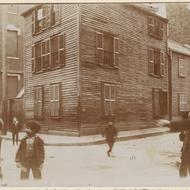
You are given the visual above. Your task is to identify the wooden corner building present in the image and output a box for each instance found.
[22,4,169,136]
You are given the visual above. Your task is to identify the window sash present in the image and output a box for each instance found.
[103,84,116,116]
[50,84,61,117]
[179,94,187,111]
[179,59,186,77]
[160,52,165,76]
[51,5,61,26]
[34,86,43,117]
[96,32,104,65]
[114,37,119,67]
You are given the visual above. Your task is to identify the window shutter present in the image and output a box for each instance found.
[160,52,164,77]
[148,17,154,34]
[51,5,61,26]
[50,85,54,116]
[148,48,154,74]
[32,11,36,35]
[96,32,103,65]
[113,37,119,68]
[43,5,51,29]
[159,22,164,39]
[32,45,35,73]
[58,34,65,67]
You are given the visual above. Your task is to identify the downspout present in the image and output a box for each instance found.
[77,4,81,136]
[168,48,172,121]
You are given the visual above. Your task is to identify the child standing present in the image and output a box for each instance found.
[15,120,45,180]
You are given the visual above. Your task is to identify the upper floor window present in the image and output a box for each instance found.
[96,32,119,68]
[178,58,186,77]
[32,33,65,73]
[148,48,165,77]
[32,4,61,35]
[148,16,164,40]
[179,93,188,112]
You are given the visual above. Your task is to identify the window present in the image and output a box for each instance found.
[96,32,119,68]
[148,48,165,77]
[50,83,61,117]
[34,86,43,118]
[148,16,164,40]
[152,88,168,118]
[51,5,61,26]
[35,42,42,72]
[7,30,18,57]
[178,59,186,77]
[32,5,61,34]
[102,83,116,116]
[36,8,44,33]
[42,39,50,69]
[179,93,188,112]
[32,33,65,73]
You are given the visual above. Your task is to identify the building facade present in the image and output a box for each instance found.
[0,5,25,126]
[168,40,190,120]
[22,4,168,135]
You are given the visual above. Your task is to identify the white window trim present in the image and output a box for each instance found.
[7,73,21,80]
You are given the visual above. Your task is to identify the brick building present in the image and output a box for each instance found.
[166,3,190,45]
[22,4,168,135]
[168,40,190,120]
[0,5,25,126]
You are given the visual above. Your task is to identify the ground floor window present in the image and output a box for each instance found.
[34,86,43,118]
[50,83,61,117]
[179,93,188,112]
[152,88,168,118]
[102,83,116,117]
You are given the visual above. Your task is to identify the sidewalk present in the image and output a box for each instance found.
[1,127,171,146]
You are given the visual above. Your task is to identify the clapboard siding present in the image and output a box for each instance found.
[171,52,190,119]
[79,4,168,134]
[24,4,79,131]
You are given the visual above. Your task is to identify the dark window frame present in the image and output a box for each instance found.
[96,31,119,68]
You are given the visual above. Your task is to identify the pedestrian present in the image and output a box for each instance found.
[15,120,45,180]
[103,121,118,157]
[11,116,21,145]
[179,129,190,177]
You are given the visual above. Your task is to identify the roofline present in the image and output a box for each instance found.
[21,3,168,22]
[21,4,42,17]
[130,4,168,23]
[168,40,190,56]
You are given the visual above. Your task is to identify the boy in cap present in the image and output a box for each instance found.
[103,121,118,157]
[15,120,45,180]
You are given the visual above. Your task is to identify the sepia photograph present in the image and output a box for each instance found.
[0,1,190,187]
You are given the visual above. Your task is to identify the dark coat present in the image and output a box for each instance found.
[15,136,45,167]
[103,126,117,142]
[12,122,22,133]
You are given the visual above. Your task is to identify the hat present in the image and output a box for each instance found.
[25,120,41,133]
[108,121,113,126]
